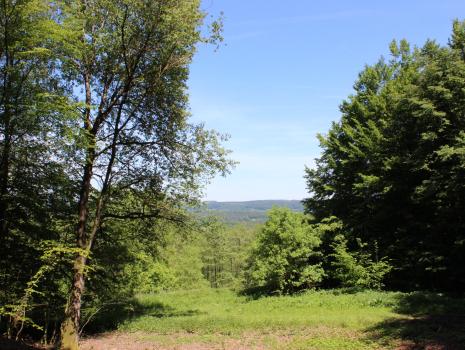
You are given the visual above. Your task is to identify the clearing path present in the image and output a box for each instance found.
[80,328,374,350]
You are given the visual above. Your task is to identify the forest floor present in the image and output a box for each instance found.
[77,289,464,350]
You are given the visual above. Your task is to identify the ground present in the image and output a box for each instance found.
[80,329,373,350]
[76,289,465,350]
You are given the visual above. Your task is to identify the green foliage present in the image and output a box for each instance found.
[245,207,324,294]
[330,235,392,290]
[200,219,258,289]
[158,226,209,291]
[0,0,78,342]
[304,20,465,291]
[0,241,81,341]
[1,0,232,345]
[84,209,211,304]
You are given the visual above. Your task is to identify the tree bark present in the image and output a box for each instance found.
[59,150,94,350]
[58,255,86,350]
[59,68,95,350]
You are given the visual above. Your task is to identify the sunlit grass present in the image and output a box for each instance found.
[116,288,405,349]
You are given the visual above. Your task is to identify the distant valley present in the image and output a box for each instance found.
[198,200,304,223]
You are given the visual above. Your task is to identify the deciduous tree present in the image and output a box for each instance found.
[304,20,465,292]
[53,1,232,348]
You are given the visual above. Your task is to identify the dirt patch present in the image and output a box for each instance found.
[79,328,368,350]
[80,332,266,350]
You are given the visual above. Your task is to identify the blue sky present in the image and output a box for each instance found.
[188,0,465,201]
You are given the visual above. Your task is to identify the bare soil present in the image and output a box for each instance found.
[79,332,269,350]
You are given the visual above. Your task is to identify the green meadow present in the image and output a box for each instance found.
[81,288,464,350]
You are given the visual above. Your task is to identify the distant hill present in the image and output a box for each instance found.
[198,200,304,223]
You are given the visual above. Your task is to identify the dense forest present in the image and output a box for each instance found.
[304,25,465,292]
[1,0,465,349]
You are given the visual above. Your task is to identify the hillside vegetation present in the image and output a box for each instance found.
[1,2,465,349]
[200,200,304,223]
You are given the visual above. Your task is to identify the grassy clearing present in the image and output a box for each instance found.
[81,288,465,350]
[114,289,399,349]
[122,288,399,333]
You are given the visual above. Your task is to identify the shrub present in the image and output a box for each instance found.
[244,207,324,294]
[330,235,392,289]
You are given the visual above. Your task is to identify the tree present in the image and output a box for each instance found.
[200,219,234,288]
[0,0,79,339]
[51,1,232,348]
[197,219,257,289]
[304,20,465,292]
[245,207,324,294]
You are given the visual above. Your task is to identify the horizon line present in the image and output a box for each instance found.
[204,198,304,202]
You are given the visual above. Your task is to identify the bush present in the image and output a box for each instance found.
[330,235,392,290]
[244,207,324,294]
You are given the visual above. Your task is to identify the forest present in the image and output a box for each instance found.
[1,1,465,349]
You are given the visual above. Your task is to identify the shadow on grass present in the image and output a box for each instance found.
[83,298,203,335]
[367,292,465,349]
[240,285,366,301]
[239,285,282,300]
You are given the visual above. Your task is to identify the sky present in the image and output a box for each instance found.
[188,0,465,202]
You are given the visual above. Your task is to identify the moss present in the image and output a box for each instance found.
[59,318,79,350]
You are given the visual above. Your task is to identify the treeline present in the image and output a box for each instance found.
[0,0,232,348]
[244,20,465,295]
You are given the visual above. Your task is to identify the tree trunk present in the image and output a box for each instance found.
[59,141,95,350]
[59,254,86,350]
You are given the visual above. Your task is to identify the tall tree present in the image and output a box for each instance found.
[304,20,465,292]
[0,0,58,240]
[55,1,231,348]
[0,0,77,338]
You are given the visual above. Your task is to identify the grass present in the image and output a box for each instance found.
[117,289,395,349]
[84,288,465,349]
[121,289,399,333]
